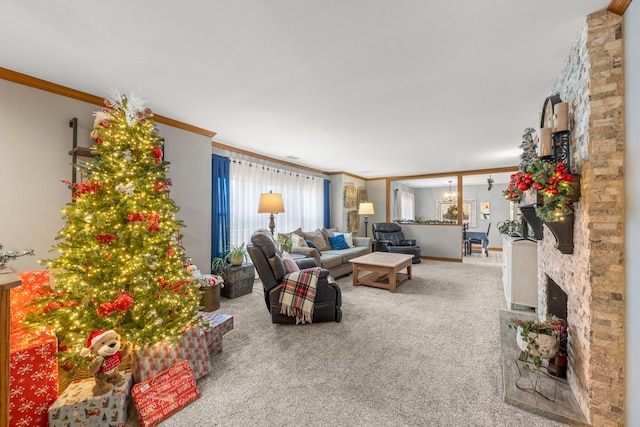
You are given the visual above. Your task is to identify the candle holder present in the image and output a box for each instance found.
[552,131,571,173]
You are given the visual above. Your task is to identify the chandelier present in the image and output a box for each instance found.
[444,180,457,203]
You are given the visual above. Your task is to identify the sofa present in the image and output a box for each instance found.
[279,227,371,278]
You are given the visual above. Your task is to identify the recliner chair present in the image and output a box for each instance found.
[247,229,342,323]
[371,222,421,263]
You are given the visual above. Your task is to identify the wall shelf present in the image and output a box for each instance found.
[543,215,575,254]
[519,205,544,241]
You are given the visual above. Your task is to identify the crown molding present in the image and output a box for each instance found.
[212,141,327,176]
[607,0,632,15]
[0,67,216,138]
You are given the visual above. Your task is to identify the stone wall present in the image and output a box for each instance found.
[538,10,625,426]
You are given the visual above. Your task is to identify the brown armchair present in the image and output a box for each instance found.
[247,229,342,323]
[372,222,421,263]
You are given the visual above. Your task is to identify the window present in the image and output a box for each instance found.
[229,159,324,245]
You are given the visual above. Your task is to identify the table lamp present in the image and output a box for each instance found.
[258,191,285,235]
[358,202,375,237]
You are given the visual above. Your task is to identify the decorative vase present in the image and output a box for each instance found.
[199,285,220,312]
[516,327,559,359]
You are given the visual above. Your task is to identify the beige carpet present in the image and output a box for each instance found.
[126,261,564,427]
[463,249,503,265]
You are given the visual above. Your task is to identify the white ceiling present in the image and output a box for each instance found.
[0,1,610,179]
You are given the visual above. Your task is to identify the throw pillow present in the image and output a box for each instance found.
[328,234,350,250]
[280,228,304,240]
[320,227,337,247]
[334,232,354,248]
[303,230,329,251]
[305,240,322,255]
[291,233,308,248]
[281,252,300,273]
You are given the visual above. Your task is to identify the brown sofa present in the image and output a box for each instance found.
[279,227,371,278]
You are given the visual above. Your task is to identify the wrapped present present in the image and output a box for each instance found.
[132,360,200,427]
[48,371,133,427]
[9,270,59,427]
[11,270,50,324]
[131,326,211,383]
[9,327,58,427]
[197,312,234,354]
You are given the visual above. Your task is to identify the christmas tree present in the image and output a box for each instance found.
[518,127,538,172]
[25,94,201,369]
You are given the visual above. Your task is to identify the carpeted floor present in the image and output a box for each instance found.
[126,260,565,427]
[462,249,503,265]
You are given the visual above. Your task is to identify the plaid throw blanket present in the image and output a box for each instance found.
[279,267,320,324]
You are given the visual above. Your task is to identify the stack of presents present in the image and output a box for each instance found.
[8,270,234,427]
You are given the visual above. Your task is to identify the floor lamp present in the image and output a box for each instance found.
[258,191,285,235]
[358,202,375,237]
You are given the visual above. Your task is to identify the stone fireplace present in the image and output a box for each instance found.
[546,277,568,325]
[535,10,625,427]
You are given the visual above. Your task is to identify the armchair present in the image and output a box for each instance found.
[371,222,421,263]
[247,229,342,323]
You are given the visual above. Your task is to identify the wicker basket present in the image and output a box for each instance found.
[221,263,255,299]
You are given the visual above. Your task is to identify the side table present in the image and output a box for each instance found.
[221,263,256,299]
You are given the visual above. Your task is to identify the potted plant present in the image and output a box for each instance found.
[503,160,577,222]
[509,316,564,372]
[211,243,248,277]
[275,234,293,254]
[497,220,522,237]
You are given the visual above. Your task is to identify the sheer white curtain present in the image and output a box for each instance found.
[229,159,324,246]
[395,190,415,221]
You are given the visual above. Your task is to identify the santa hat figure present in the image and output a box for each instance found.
[80,329,116,357]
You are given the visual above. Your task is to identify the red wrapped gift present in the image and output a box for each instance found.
[131,326,211,383]
[9,327,58,427]
[9,270,58,427]
[132,360,200,427]
[11,270,50,323]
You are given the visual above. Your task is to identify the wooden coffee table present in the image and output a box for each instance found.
[349,252,414,293]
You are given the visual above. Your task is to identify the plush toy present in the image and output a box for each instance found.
[80,329,132,395]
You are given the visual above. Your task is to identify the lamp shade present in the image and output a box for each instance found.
[358,202,375,215]
[258,191,285,214]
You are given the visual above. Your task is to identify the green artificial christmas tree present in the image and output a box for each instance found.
[24,94,201,369]
[518,127,538,172]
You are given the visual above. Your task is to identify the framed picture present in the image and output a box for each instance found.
[436,200,476,228]
[480,201,490,220]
